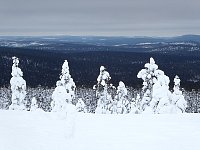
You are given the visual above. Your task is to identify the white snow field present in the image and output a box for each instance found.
[0,110,200,150]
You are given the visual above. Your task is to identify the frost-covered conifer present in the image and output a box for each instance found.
[52,62,77,137]
[137,58,158,111]
[130,94,141,114]
[30,97,38,111]
[76,98,87,113]
[115,81,130,114]
[51,60,76,113]
[51,81,69,112]
[151,70,172,114]
[94,66,112,114]
[137,58,172,113]
[110,99,118,114]
[172,75,187,113]
[60,60,76,103]
[9,57,26,110]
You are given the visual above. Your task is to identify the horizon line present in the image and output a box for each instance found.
[0,34,200,38]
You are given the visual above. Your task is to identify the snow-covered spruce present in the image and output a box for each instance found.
[30,97,38,111]
[60,60,76,103]
[51,60,76,112]
[137,57,172,114]
[150,69,172,114]
[130,94,142,114]
[171,75,187,113]
[50,61,77,137]
[137,57,157,111]
[94,66,113,114]
[51,81,69,112]
[30,97,44,112]
[9,57,27,110]
[114,81,130,114]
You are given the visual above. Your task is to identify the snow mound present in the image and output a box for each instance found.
[0,110,200,150]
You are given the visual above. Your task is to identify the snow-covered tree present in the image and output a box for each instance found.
[137,57,158,111]
[115,81,130,114]
[51,81,70,112]
[171,75,187,113]
[150,70,172,114]
[30,97,38,111]
[76,98,87,113]
[51,60,76,113]
[9,57,26,110]
[110,99,118,114]
[137,58,172,113]
[94,66,112,114]
[60,60,76,103]
[130,94,141,114]
[51,61,77,137]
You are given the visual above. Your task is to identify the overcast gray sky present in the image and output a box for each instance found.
[0,0,200,36]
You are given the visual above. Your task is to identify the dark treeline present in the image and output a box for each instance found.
[1,46,200,90]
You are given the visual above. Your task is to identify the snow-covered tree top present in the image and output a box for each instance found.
[61,60,69,74]
[100,66,106,71]
[11,56,23,77]
[137,57,159,80]
[31,97,37,105]
[173,75,182,95]
[117,81,127,96]
[137,57,169,86]
[60,60,73,85]
[144,57,158,71]
[117,81,126,92]
[12,56,19,67]
[119,81,125,88]
[150,57,155,64]
[174,75,180,86]
[97,66,111,86]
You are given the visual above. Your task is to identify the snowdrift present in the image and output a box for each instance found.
[0,110,200,150]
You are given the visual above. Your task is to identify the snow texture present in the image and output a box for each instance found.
[0,110,200,150]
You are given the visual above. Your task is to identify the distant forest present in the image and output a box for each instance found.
[1,46,200,90]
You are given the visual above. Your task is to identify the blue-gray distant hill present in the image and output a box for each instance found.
[0,35,200,90]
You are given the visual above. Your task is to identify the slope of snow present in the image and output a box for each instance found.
[0,110,200,150]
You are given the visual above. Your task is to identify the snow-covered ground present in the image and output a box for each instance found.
[0,110,200,150]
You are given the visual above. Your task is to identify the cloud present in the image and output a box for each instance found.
[0,0,200,36]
